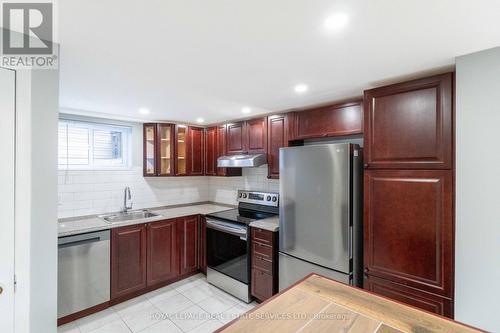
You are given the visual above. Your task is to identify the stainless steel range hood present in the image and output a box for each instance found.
[217,154,267,168]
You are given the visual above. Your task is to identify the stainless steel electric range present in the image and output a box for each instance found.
[206,190,279,303]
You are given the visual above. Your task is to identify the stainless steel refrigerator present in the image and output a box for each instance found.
[279,143,363,290]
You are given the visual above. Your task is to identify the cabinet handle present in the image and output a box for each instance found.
[364,164,369,168]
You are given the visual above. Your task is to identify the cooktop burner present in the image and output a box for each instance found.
[206,208,275,225]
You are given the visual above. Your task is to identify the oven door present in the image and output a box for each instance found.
[206,218,249,284]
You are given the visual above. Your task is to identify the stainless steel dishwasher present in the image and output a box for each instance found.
[58,230,110,318]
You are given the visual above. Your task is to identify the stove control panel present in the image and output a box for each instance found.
[238,190,279,207]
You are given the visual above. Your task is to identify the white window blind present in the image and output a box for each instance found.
[58,119,131,170]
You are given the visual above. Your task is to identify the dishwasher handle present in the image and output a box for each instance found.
[58,230,110,249]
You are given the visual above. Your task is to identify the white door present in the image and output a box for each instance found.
[0,67,16,333]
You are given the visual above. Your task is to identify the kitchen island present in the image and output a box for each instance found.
[218,274,482,333]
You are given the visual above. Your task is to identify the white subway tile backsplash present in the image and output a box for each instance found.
[58,165,278,218]
[58,183,94,193]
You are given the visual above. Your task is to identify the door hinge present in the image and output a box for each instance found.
[14,274,17,292]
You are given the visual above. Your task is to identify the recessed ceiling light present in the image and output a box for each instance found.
[138,107,150,115]
[324,12,349,32]
[242,107,251,114]
[196,118,205,123]
[294,84,308,94]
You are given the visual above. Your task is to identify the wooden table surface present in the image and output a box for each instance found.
[218,274,483,333]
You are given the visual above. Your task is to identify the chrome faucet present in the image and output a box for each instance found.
[123,187,133,212]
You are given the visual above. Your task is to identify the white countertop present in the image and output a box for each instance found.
[249,216,279,232]
[58,203,234,237]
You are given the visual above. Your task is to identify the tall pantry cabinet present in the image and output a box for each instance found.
[363,73,455,318]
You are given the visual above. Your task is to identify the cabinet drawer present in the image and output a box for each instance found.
[251,228,273,245]
[251,268,274,301]
[252,254,273,275]
[252,242,272,259]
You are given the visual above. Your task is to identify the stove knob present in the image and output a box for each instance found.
[242,193,247,198]
[239,193,243,198]
[272,197,277,202]
[266,196,271,201]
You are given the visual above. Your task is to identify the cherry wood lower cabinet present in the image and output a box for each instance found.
[364,275,453,318]
[111,224,148,300]
[364,170,453,297]
[178,215,200,275]
[364,169,454,317]
[250,227,278,302]
[111,215,201,301]
[198,216,207,274]
[147,219,178,287]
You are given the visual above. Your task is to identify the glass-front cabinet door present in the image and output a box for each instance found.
[143,124,157,176]
[175,125,188,175]
[158,124,174,176]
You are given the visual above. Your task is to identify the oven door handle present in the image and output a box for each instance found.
[206,219,247,239]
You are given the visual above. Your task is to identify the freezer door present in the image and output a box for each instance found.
[279,144,351,273]
[279,252,350,291]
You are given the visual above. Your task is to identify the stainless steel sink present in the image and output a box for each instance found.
[99,210,162,223]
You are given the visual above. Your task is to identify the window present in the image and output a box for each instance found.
[58,119,132,170]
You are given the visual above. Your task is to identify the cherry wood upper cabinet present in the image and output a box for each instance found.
[187,126,204,176]
[147,219,178,287]
[216,124,242,177]
[290,101,363,140]
[246,117,268,154]
[364,73,453,169]
[226,121,247,155]
[216,124,227,177]
[157,124,175,176]
[364,170,453,298]
[178,215,199,275]
[143,123,175,177]
[364,275,453,318]
[111,224,147,300]
[143,124,158,176]
[204,127,217,176]
[174,125,188,176]
[267,114,288,179]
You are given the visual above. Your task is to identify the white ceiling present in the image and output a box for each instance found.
[59,0,500,124]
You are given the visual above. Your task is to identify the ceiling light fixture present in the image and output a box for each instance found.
[324,12,349,32]
[196,118,205,123]
[242,107,251,114]
[138,107,150,115]
[294,84,309,94]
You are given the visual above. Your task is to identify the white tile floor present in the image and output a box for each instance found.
[58,274,257,333]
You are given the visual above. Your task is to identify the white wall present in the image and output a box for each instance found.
[15,68,59,333]
[455,47,500,331]
[57,115,278,218]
